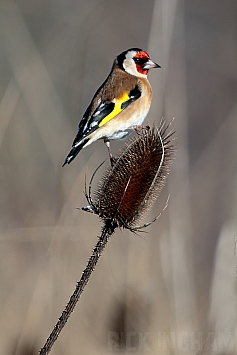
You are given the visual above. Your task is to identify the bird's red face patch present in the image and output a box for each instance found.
[134,51,150,60]
[133,51,150,75]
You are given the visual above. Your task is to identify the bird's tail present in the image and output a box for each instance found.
[62,137,89,166]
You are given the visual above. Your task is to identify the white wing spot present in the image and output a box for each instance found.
[90,121,98,127]
[93,110,100,117]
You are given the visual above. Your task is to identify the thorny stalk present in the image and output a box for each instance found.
[39,221,116,355]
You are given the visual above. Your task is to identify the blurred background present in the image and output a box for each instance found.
[0,0,237,354]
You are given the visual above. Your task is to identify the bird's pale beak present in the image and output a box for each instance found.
[143,59,161,70]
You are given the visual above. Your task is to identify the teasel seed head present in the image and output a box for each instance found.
[84,119,176,232]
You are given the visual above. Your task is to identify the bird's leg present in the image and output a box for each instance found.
[104,140,116,166]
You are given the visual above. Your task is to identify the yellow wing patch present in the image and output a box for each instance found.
[99,92,130,127]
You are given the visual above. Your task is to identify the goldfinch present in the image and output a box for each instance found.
[63,48,160,166]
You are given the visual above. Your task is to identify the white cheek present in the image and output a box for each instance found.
[123,58,137,75]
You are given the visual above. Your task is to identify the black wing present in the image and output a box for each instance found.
[73,84,141,146]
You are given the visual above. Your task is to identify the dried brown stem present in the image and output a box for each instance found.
[39,221,115,355]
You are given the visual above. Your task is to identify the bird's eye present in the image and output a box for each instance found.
[134,58,140,63]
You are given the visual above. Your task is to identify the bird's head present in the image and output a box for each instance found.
[116,48,161,78]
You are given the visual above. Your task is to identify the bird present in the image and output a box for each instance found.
[63,48,161,166]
